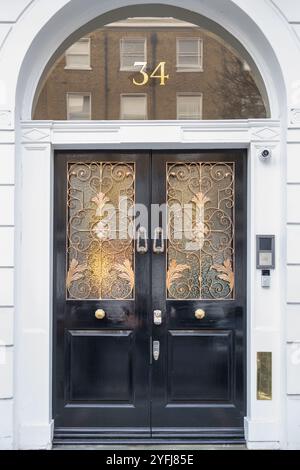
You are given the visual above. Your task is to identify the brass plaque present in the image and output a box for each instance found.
[257,352,272,400]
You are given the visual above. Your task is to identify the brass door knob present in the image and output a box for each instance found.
[195,309,206,320]
[95,309,106,320]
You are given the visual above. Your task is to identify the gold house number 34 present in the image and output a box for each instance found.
[133,62,170,86]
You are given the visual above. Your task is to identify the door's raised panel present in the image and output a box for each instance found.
[67,330,133,402]
[167,301,237,328]
[67,301,133,326]
[167,330,233,403]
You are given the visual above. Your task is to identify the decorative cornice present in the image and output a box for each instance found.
[20,119,281,146]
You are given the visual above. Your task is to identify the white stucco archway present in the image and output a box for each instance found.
[5,0,297,448]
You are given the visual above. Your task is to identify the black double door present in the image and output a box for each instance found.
[53,150,246,442]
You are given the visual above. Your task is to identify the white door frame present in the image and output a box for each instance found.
[16,118,284,449]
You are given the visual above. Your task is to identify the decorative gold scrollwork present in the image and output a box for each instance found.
[66,162,135,300]
[166,162,235,300]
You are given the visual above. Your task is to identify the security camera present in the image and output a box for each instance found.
[259,148,272,161]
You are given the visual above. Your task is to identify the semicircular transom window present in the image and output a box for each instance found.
[33,17,269,120]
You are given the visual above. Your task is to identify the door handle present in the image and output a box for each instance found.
[153,340,160,361]
[195,309,206,320]
[136,226,148,254]
[95,309,106,320]
[153,227,165,254]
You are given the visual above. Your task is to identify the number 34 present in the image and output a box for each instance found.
[133,62,170,86]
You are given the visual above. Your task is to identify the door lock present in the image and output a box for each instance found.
[153,310,162,325]
[153,341,160,361]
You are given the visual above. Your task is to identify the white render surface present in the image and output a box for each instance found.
[0,308,14,345]
[287,144,300,184]
[0,145,14,184]
[0,228,14,267]
[287,305,300,342]
[272,0,300,22]
[0,347,13,398]
[287,226,300,264]
[0,399,13,443]
[0,0,299,449]
[287,344,300,395]
[287,186,300,223]
[0,187,14,226]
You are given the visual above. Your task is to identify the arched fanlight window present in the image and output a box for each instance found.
[33,17,269,120]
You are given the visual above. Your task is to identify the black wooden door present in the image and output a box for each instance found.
[53,151,151,441]
[151,151,247,440]
[53,150,246,442]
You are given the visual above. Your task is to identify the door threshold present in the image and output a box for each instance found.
[53,438,246,446]
[53,427,245,446]
[53,443,246,450]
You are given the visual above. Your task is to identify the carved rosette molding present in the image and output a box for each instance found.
[0,110,12,129]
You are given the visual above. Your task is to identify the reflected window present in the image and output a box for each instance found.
[67,93,91,120]
[65,38,91,70]
[33,17,269,120]
[176,38,203,72]
[121,94,147,120]
[120,37,147,71]
[177,93,203,119]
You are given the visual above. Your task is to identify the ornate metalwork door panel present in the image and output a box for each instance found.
[53,150,246,442]
[151,151,246,440]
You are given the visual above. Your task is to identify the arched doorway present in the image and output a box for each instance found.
[36,13,261,442]
[13,1,287,448]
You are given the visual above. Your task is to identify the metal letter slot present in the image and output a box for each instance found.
[154,310,162,325]
[153,227,165,254]
[153,341,160,361]
[137,226,148,254]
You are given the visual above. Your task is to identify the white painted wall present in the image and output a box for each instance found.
[286,138,300,447]
[0,0,300,449]
[0,60,15,452]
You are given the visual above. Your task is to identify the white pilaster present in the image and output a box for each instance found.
[14,126,53,449]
